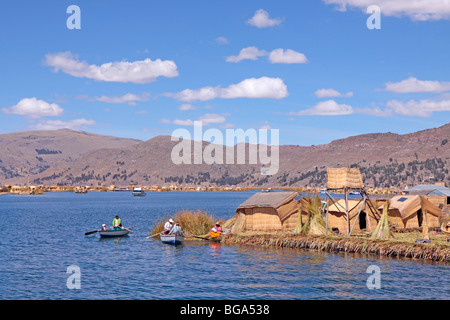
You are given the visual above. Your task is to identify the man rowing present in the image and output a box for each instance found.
[113,215,122,230]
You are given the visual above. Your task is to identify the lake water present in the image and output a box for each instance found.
[0,191,448,300]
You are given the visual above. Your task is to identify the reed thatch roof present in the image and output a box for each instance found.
[236,191,300,223]
[327,168,364,189]
[237,192,299,210]
[378,195,442,220]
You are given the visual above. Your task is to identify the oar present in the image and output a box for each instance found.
[185,233,210,241]
[124,226,136,233]
[146,232,161,239]
[85,230,99,236]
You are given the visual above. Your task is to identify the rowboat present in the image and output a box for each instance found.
[441,221,450,236]
[160,233,185,245]
[99,228,130,238]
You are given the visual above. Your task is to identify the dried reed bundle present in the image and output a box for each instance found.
[371,201,393,240]
[299,195,328,236]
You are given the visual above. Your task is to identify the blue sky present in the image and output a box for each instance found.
[1,0,450,146]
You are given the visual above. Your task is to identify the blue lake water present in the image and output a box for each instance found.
[0,191,448,300]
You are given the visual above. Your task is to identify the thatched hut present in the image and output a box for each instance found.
[326,199,378,232]
[378,195,442,229]
[232,192,300,233]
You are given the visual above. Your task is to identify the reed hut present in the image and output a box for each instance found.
[378,195,442,229]
[326,199,378,233]
[232,192,300,232]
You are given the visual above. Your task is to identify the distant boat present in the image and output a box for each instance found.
[160,233,184,245]
[262,188,272,193]
[99,229,129,238]
[132,187,146,196]
[113,187,130,192]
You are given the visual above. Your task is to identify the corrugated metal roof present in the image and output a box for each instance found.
[405,185,450,197]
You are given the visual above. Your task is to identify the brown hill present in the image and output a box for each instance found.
[0,129,141,183]
[3,123,450,188]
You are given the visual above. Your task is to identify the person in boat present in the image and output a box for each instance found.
[209,222,222,239]
[163,218,174,235]
[169,223,184,236]
[101,224,107,231]
[113,215,122,230]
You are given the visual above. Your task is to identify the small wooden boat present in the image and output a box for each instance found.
[160,233,185,245]
[132,188,146,196]
[441,221,450,235]
[99,228,130,238]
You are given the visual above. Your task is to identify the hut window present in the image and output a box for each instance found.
[397,197,408,202]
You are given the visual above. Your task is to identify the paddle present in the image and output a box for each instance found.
[124,226,136,233]
[145,232,161,239]
[185,233,210,241]
[85,230,99,236]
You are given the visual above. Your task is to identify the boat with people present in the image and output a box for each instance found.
[160,233,184,245]
[99,228,130,238]
[132,187,146,196]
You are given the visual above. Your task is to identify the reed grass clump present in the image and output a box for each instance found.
[151,209,218,236]
[294,195,328,236]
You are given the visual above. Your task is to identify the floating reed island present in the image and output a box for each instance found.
[217,169,450,262]
[220,233,450,262]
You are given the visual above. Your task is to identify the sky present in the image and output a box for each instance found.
[1,0,450,146]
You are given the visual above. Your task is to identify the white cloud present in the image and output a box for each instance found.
[259,121,272,130]
[215,36,230,45]
[383,77,450,93]
[269,49,308,64]
[3,97,63,118]
[385,99,450,117]
[226,47,307,64]
[44,51,178,84]
[290,100,354,116]
[314,88,354,98]
[80,93,150,105]
[167,113,228,127]
[226,47,267,63]
[167,77,289,102]
[323,0,450,21]
[178,104,197,111]
[247,9,284,28]
[30,118,96,130]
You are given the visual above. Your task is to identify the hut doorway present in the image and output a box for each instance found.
[417,209,423,227]
[359,212,367,230]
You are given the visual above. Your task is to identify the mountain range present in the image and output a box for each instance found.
[1,123,449,188]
